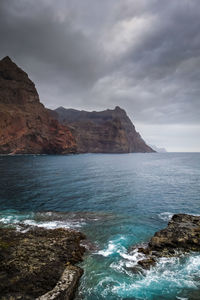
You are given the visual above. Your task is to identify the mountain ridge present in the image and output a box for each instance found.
[0,56,155,154]
[51,106,155,153]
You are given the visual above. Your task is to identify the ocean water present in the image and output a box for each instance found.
[0,153,200,300]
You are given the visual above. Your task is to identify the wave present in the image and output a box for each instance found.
[94,236,200,299]
[158,212,200,222]
[158,212,174,221]
[110,254,200,299]
[97,236,127,257]
[0,210,111,231]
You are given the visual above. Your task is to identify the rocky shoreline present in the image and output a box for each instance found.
[130,214,200,270]
[0,227,86,299]
[0,214,199,299]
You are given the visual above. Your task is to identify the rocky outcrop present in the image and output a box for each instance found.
[130,214,200,270]
[0,227,85,299]
[51,106,154,153]
[37,265,83,300]
[0,56,76,154]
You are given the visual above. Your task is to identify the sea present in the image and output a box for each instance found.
[0,153,200,300]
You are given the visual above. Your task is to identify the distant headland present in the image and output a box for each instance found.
[0,56,155,154]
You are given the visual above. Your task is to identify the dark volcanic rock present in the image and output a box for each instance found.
[131,214,200,270]
[0,56,77,154]
[37,265,83,300]
[149,214,200,252]
[0,227,85,299]
[51,106,155,153]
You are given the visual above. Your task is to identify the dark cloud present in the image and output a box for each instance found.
[0,0,106,96]
[0,0,199,150]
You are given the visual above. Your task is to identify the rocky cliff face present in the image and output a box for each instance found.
[0,56,76,154]
[52,106,155,153]
[0,56,154,154]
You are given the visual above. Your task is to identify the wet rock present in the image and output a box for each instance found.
[149,214,200,253]
[137,246,151,255]
[138,257,156,269]
[0,227,86,299]
[130,214,200,270]
[37,265,83,300]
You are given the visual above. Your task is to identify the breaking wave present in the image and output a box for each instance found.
[0,210,111,231]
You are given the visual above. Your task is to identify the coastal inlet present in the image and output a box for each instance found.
[0,153,200,299]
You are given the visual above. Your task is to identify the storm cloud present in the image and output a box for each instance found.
[0,0,200,151]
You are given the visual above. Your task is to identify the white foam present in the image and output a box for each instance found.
[159,212,200,222]
[191,213,200,217]
[96,235,200,298]
[110,260,124,272]
[98,241,118,257]
[110,253,200,298]
[158,212,174,221]
[97,277,122,298]
[0,215,22,224]
[185,255,200,275]
[120,248,145,264]
[0,212,85,231]
[23,219,83,229]
[97,236,127,257]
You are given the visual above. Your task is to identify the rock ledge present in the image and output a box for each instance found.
[37,265,83,300]
[131,214,200,270]
[0,227,85,299]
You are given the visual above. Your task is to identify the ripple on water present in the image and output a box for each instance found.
[1,153,200,299]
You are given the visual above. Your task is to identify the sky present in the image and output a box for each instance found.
[0,0,200,152]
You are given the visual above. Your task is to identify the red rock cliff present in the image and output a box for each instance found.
[0,56,76,154]
[52,106,155,153]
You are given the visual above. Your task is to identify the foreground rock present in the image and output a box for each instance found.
[51,106,155,153]
[37,265,83,300]
[0,227,85,299]
[0,56,76,154]
[131,214,200,270]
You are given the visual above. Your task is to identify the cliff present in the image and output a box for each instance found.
[52,106,155,153]
[0,56,154,154]
[0,56,76,154]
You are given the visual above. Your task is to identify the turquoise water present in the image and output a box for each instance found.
[0,153,200,299]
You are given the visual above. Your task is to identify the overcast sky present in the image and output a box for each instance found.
[0,0,200,151]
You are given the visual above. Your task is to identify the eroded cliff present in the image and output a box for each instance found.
[0,56,76,154]
[52,106,155,153]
